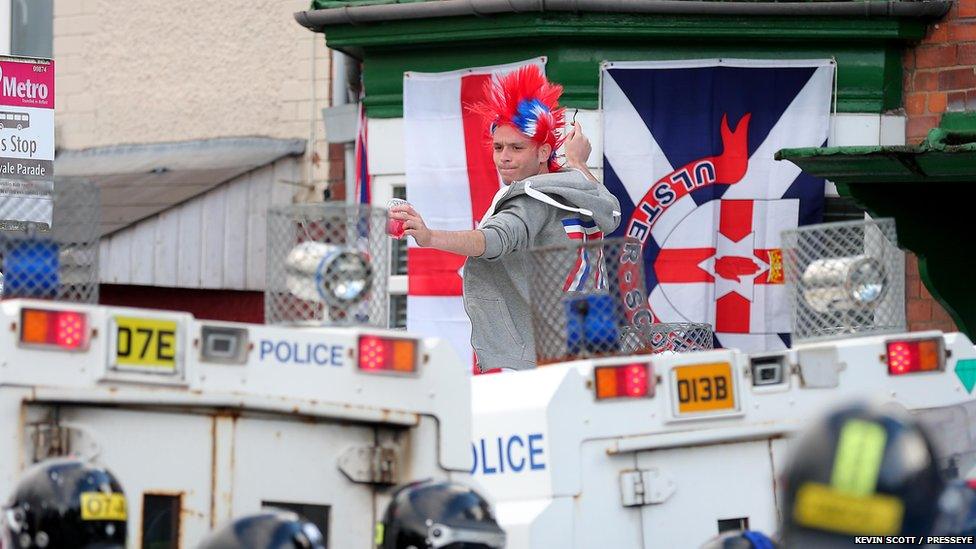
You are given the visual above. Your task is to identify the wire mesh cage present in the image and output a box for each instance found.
[528,237,713,364]
[265,203,389,327]
[783,218,905,343]
[628,321,715,355]
[0,178,100,303]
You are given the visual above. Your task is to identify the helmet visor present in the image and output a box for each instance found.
[426,522,506,549]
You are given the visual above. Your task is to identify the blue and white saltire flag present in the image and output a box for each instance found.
[601,59,834,352]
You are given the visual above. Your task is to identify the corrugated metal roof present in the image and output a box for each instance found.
[55,137,306,235]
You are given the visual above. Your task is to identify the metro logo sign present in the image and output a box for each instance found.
[0,60,54,109]
[1,67,52,102]
[0,56,55,229]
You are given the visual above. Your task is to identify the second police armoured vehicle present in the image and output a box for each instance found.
[467,219,976,548]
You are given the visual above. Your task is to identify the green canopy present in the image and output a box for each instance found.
[777,113,976,338]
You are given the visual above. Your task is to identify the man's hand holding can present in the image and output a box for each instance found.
[387,199,432,246]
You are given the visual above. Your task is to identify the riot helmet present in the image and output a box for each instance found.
[1,457,127,549]
[377,479,505,549]
[699,530,777,549]
[197,509,326,549]
[780,402,944,547]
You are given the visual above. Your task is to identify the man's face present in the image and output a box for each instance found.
[492,125,551,184]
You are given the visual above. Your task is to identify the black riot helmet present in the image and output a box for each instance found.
[197,509,326,549]
[699,530,777,549]
[780,402,944,548]
[1,458,127,549]
[377,479,505,549]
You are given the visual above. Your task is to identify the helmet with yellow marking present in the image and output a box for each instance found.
[780,402,944,547]
[1,458,127,548]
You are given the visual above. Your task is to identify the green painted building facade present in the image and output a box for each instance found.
[300,0,946,118]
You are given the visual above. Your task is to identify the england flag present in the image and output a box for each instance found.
[403,58,546,371]
[601,59,834,352]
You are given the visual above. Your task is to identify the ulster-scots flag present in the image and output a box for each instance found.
[403,58,546,371]
[602,60,834,352]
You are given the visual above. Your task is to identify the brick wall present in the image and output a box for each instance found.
[905,252,959,332]
[904,0,976,143]
[327,142,347,201]
[899,1,970,333]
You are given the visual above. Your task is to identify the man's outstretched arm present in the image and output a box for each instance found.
[390,205,487,257]
[424,228,486,257]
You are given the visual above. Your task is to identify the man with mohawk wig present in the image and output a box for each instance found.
[391,65,621,371]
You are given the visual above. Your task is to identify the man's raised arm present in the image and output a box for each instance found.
[563,122,599,184]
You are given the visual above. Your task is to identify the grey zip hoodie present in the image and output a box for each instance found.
[463,169,621,371]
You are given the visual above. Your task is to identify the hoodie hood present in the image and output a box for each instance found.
[486,169,621,233]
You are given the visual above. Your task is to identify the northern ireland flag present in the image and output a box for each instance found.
[602,59,834,352]
[403,57,546,371]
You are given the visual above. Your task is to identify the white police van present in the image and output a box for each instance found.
[465,216,976,548]
[469,322,976,548]
[0,298,472,547]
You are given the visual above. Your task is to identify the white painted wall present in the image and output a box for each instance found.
[823,113,907,194]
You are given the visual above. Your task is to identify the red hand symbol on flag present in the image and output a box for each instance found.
[713,256,761,283]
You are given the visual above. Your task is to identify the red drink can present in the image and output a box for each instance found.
[387,198,409,238]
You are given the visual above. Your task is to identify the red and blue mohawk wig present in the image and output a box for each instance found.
[468,65,567,173]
